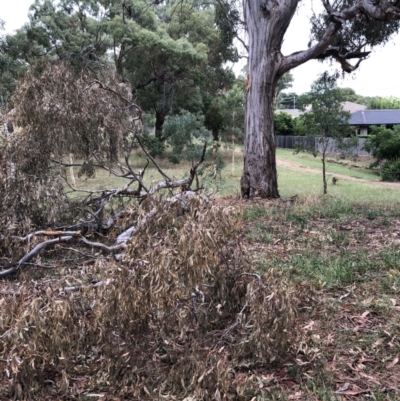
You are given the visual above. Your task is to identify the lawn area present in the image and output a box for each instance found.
[278,165,400,205]
[276,148,380,181]
[67,145,400,206]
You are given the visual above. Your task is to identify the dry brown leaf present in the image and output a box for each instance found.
[372,338,384,348]
[386,355,399,369]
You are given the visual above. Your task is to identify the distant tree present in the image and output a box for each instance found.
[162,111,212,164]
[274,72,294,108]
[300,77,351,195]
[274,112,295,136]
[203,77,245,142]
[220,80,245,141]
[367,97,400,109]
[203,95,225,142]
[1,0,236,141]
[336,87,366,104]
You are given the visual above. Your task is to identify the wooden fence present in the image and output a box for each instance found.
[276,136,370,156]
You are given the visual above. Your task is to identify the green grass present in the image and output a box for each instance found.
[65,145,400,206]
[276,148,380,180]
[277,165,400,205]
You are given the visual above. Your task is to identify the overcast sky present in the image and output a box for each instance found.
[2,0,400,98]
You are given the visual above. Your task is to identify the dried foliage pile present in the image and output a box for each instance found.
[0,197,299,400]
[0,62,137,257]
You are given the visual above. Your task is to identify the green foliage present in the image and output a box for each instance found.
[274,112,295,136]
[203,78,245,142]
[0,0,236,138]
[163,111,212,163]
[336,87,366,104]
[300,77,351,145]
[300,76,351,194]
[141,131,165,157]
[367,96,400,109]
[220,80,245,141]
[381,158,400,182]
[363,125,400,166]
[0,34,29,110]
[293,114,308,136]
[364,125,400,181]
[311,6,400,68]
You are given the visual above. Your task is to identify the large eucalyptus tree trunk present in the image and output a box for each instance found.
[241,1,296,198]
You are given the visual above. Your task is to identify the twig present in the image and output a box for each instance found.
[213,303,248,350]
[133,132,172,181]
[59,247,97,259]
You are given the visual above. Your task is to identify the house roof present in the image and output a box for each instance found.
[348,109,400,126]
[341,101,366,113]
[275,109,302,118]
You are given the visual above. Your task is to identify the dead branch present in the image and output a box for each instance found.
[0,236,75,277]
[148,143,207,195]
[133,131,172,182]
[13,231,82,242]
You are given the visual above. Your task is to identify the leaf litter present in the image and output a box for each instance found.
[1,195,399,400]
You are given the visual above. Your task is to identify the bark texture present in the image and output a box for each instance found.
[241,0,296,198]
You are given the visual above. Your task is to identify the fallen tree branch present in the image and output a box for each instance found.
[1,136,208,279]
[13,231,82,242]
[0,236,74,277]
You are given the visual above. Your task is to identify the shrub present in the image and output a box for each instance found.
[274,112,295,135]
[381,158,400,181]
[163,111,212,163]
[141,130,165,157]
[363,125,400,167]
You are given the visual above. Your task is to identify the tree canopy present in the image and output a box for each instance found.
[1,0,237,138]
[367,96,400,109]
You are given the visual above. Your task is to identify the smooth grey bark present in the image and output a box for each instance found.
[241,0,297,198]
[241,0,400,198]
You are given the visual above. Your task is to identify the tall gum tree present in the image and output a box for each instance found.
[241,0,400,198]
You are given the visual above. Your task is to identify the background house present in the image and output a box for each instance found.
[275,101,365,118]
[274,108,302,118]
[348,109,400,135]
[341,101,366,113]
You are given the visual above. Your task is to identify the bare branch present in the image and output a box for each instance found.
[133,131,172,182]
[361,0,400,21]
[280,0,400,75]
[148,143,207,195]
[0,236,75,277]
